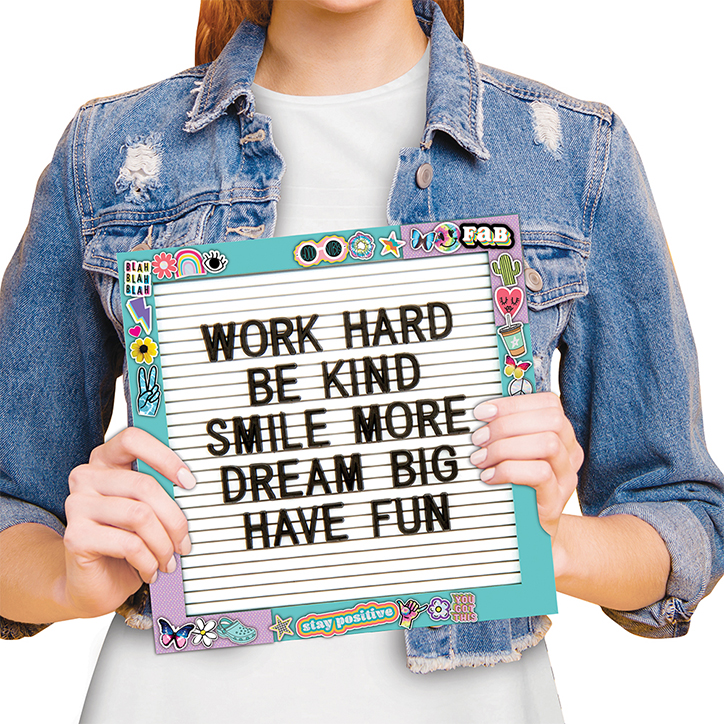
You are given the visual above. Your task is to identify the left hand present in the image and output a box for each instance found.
[469,392,584,545]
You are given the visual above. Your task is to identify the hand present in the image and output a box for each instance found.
[469,392,584,546]
[63,427,196,618]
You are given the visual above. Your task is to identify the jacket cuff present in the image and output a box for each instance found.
[0,492,65,536]
[599,501,711,637]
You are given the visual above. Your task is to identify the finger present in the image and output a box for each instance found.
[148,365,158,389]
[472,432,573,480]
[67,468,191,555]
[472,404,578,453]
[71,494,178,572]
[480,459,559,502]
[474,392,562,421]
[138,366,147,392]
[64,517,161,584]
[88,427,196,490]
[479,459,575,519]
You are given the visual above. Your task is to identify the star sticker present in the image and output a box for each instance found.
[269,615,294,641]
[379,231,405,258]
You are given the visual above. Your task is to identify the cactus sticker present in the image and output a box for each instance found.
[490,253,522,286]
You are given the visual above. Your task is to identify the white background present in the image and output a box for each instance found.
[0,2,722,723]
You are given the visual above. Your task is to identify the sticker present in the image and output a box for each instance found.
[123,260,152,297]
[427,596,451,621]
[202,249,228,274]
[128,325,142,338]
[296,601,399,638]
[460,224,514,249]
[490,252,522,285]
[191,618,218,647]
[293,235,348,267]
[157,617,194,650]
[130,336,159,365]
[136,365,161,417]
[498,323,527,358]
[175,249,207,278]
[450,592,478,623]
[494,286,524,321]
[126,297,153,335]
[508,377,534,396]
[269,615,295,641]
[348,231,375,260]
[217,618,257,644]
[396,598,428,629]
[409,227,436,252]
[379,230,405,258]
[432,222,461,253]
[151,252,177,280]
[503,354,531,380]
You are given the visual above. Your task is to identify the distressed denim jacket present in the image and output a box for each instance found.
[2,1,723,670]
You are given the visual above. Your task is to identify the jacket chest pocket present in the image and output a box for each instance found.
[520,237,589,391]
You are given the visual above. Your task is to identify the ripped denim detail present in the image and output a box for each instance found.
[115,133,163,203]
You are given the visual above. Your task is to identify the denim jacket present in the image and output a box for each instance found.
[2,1,723,670]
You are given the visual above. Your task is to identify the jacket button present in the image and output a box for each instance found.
[524,267,543,292]
[415,163,434,189]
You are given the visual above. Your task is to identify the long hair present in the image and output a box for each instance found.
[196,1,464,65]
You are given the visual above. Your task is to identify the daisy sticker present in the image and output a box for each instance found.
[130,337,158,365]
[191,618,218,648]
[151,252,177,280]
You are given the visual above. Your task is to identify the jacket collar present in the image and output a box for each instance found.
[185,0,489,160]
[184,20,265,133]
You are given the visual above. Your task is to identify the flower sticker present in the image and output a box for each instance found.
[130,337,158,365]
[191,618,218,648]
[202,249,228,274]
[151,252,177,279]
[427,597,451,622]
[348,231,375,260]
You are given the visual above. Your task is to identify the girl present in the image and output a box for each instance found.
[1,2,722,722]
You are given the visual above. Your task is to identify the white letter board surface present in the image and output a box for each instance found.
[118,215,556,655]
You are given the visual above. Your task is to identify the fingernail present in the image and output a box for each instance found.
[480,467,495,482]
[166,555,177,574]
[150,570,158,584]
[474,403,497,421]
[473,426,490,445]
[179,535,192,556]
[177,468,197,490]
[470,448,487,466]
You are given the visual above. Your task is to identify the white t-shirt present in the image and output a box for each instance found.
[252,46,430,237]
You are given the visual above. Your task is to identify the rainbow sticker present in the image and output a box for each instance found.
[175,249,206,278]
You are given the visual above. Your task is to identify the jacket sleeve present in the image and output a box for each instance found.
[559,112,724,637]
[0,110,124,575]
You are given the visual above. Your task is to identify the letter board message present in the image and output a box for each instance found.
[118,215,556,654]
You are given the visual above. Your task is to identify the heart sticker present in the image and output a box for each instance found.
[494,286,523,320]
[128,325,142,338]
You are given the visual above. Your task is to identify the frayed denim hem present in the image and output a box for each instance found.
[406,615,552,673]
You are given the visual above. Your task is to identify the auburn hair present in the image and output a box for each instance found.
[196,1,465,65]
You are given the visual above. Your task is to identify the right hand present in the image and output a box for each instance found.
[63,427,196,618]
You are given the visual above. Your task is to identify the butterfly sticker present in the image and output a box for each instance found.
[157,617,194,650]
[409,228,437,252]
[503,355,532,380]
